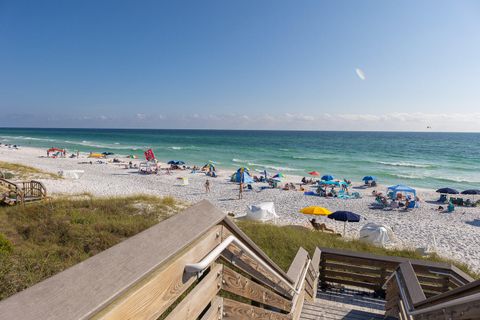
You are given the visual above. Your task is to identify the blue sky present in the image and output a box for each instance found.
[1,0,480,131]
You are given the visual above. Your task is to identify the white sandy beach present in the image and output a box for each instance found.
[1,146,480,273]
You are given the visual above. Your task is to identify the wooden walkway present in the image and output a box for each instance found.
[300,287,388,320]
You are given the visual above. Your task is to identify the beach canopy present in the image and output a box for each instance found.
[47,147,65,153]
[308,171,320,176]
[231,170,254,183]
[236,167,250,174]
[362,176,377,181]
[203,162,216,171]
[461,189,480,195]
[299,206,332,216]
[387,184,416,196]
[436,188,459,194]
[321,174,334,181]
[168,160,185,165]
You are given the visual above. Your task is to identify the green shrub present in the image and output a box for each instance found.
[237,221,478,278]
[0,234,13,256]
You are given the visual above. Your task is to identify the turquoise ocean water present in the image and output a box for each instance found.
[0,128,479,190]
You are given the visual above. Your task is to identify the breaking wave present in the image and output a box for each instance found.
[377,161,434,168]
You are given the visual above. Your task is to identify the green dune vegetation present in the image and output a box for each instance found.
[237,220,478,279]
[0,195,182,300]
[0,196,477,301]
[0,161,60,180]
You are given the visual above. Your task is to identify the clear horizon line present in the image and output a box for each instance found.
[0,126,479,134]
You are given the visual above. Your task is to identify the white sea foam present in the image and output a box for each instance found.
[378,161,434,168]
[247,162,302,172]
[4,135,56,142]
[63,140,142,150]
[389,173,425,180]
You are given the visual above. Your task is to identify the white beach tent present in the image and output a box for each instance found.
[359,223,395,247]
[242,202,278,222]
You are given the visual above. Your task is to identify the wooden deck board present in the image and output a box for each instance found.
[300,287,389,320]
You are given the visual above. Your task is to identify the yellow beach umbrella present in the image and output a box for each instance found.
[299,206,332,216]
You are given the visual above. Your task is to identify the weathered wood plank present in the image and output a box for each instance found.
[323,277,378,290]
[0,200,226,320]
[97,225,222,319]
[324,255,398,269]
[385,277,400,318]
[221,218,293,282]
[165,263,223,320]
[223,298,290,320]
[419,283,446,294]
[287,248,309,285]
[414,297,480,320]
[322,269,384,285]
[290,284,305,320]
[224,244,294,297]
[414,279,480,309]
[323,261,384,276]
[310,248,321,300]
[399,262,426,306]
[199,296,223,320]
[221,250,291,298]
[222,266,292,312]
[303,281,314,300]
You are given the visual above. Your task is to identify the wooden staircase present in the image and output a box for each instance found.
[0,178,47,205]
[0,201,478,320]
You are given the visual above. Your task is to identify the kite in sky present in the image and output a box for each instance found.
[355,68,366,80]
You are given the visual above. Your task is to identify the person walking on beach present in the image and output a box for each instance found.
[205,179,210,193]
[239,182,243,199]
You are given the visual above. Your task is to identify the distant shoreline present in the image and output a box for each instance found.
[1,126,480,133]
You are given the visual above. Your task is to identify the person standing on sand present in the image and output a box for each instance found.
[205,179,210,193]
[239,182,243,199]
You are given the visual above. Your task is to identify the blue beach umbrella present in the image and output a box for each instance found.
[168,160,185,165]
[436,188,459,195]
[321,174,334,181]
[461,189,480,195]
[462,189,480,201]
[328,211,361,236]
[362,176,377,181]
[319,180,339,186]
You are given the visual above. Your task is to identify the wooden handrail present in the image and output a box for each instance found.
[414,278,480,309]
[398,262,426,307]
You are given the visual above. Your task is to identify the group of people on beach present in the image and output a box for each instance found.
[0,143,19,149]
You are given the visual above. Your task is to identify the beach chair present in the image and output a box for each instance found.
[407,201,416,209]
[351,192,361,199]
[309,220,341,236]
[457,198,464,206]
[447,202,455,212]
[437,194,447,203]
